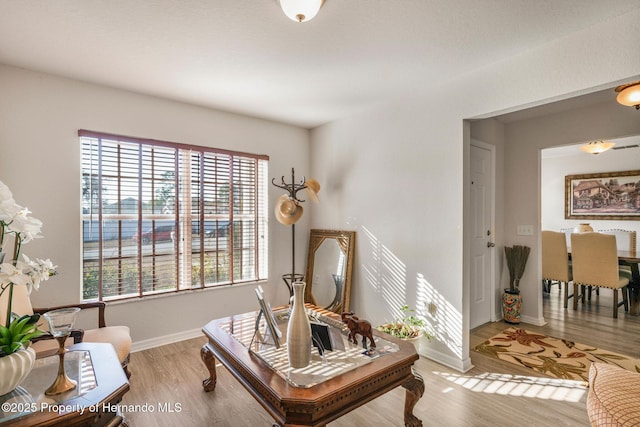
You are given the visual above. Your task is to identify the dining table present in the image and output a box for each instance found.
[618,249,640,314]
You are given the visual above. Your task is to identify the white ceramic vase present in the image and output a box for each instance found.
[0,347,36,396]
[573,223,594,233]
[287,282,312,369]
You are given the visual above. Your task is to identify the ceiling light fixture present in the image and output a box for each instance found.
[615,81,640,110]
[279,0,324,23]
[580,140,616,155]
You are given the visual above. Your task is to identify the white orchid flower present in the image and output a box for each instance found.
[20,255,57,291]
[0,181,13,202]
[7,208,43,243]
[0,256,57,294]
[0,199,21,223]
[0,262,32,286]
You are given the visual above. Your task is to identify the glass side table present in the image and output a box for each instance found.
[0,343,129,427]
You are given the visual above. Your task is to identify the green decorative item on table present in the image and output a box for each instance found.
[0,180,57,395]
[502,245,530,324]
[376,305,432,341]
[0,313,42,356]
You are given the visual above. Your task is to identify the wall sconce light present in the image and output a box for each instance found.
[279,0,324,23]
[615,81,640,110]
[580,140,615,155]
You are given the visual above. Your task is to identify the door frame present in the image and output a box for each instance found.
[470,139,498,325]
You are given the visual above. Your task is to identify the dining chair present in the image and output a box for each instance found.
[600,229,636,282]
[571,232,629,319]
[542,231,574,308]
[0,285,132,378]
[600,229,637,252]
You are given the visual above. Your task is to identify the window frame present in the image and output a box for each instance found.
[80,129,269,302]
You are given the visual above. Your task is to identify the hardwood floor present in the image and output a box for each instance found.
[121,286,640,426]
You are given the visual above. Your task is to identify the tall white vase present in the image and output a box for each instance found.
[287,282,312,369]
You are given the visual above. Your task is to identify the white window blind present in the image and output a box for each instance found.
[80,130,268,301]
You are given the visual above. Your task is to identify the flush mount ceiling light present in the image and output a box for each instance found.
[615,81,640,110]
[279,0,324,23]
[580,140,616,155]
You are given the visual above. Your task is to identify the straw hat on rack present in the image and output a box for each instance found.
[304,178,320,203]
[275,194,304,225]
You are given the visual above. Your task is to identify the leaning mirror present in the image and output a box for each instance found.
[304,229,355,313]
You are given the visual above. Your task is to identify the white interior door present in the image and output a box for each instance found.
[470,142,495,329]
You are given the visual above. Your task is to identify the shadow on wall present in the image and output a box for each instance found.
[417,273,463,359]
[360,226,463,359]
[361,225,408,321]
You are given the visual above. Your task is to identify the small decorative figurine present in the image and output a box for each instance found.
[341,312,376,349]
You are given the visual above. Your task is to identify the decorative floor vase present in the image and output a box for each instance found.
[0,347,36,396]
[502,290,522,324]
[287,281,312,369]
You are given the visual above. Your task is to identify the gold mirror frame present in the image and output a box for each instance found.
[304,229,355,313]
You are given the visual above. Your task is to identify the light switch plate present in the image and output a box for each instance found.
[516,225,534,236]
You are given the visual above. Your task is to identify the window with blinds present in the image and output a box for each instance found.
[80,130,268,301]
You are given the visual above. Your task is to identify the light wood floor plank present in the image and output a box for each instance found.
[121,287,640,426]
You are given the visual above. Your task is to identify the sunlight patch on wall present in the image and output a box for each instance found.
[434,371,586,402]
[417,273,463,358]
[361,226,407,315]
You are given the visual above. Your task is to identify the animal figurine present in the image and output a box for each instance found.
[341,311,358,322]
[341,312,376,349]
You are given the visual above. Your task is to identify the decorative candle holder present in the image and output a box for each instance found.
[43,307,80,396]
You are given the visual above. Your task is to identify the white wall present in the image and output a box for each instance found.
[542,135,640,235]
[311,9,640,371]
[0,64,310,347]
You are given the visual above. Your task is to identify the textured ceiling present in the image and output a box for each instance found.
[1,0,639,128]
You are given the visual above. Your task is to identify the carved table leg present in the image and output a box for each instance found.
[201,343,217,392]
[402,369,424,427]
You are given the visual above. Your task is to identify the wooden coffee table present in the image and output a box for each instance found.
[200,306,424,427]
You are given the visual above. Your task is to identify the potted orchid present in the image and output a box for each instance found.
[0,180,57,395]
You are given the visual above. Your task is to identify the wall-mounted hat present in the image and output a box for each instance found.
[304,178,320,203]
[275,194,304,225]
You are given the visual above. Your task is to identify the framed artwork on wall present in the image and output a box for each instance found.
[565,170,640,220]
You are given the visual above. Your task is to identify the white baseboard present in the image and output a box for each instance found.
[420,347,474,373]
[131,328,203,353]
[520,315,547,326]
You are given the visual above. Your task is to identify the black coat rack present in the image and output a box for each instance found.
[272,168,308,297]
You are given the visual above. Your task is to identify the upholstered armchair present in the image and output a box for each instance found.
[1,285,132,378]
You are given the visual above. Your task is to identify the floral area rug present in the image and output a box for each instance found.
[474,327,640,381]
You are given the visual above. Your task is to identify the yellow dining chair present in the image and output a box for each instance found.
[0,285,132,378]
[571,232,629,319]
[542,231,573,308]
[600,229,637,252]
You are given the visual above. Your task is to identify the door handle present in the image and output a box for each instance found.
[487,242,495,248]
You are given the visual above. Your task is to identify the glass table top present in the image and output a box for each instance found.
[222,309,399,388]
[0,350,96,423]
